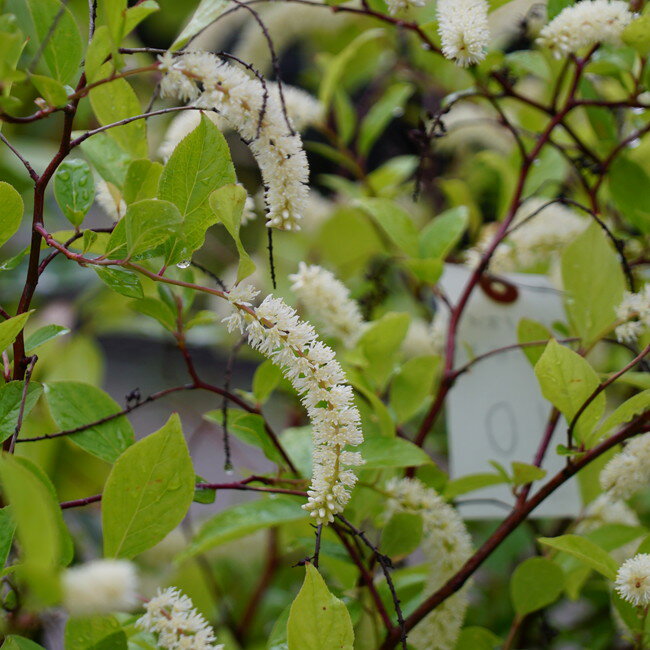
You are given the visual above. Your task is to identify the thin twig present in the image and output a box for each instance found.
[7,356,37,454]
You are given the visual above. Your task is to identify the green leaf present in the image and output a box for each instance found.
[609,156,650,233]
[130,297,177,331]
[29,73,67,107]
[0,312,31,354]
[0,507,16,568]
[517,318,552,367]
[287,564,354,650]
[178,496,306,561]
[561,224,626,344]
[79,131,132,188]
[85,25,113,83]
[538,534,618,579]
[333,90,356,146]
[443,472,509,499]
[623,11,650,56]
[1,637,46,650]
[511,461,546,486]
[94,268,144,299]
[0,380,42,442]
[358,437,432,469]
[44,381,134,463]
[89,63,147,159]
[506,51,550,81]
[590,390,650,446]
[171,0,230,50]
[579,78,617,144]
[64,615,127,650]
[358,82,413,156]
[102,413,195,559]
[122,198,182,258]
[204,409,286,467]
[54,159,95,227]
[123,0,159,36]
[25,324,69,353]
[98,0,126,45]
[0,455,62,605]
[0,181,23,247]
[252,359,283,404]
[123,159,163,205]
[209,184,255,281]
[419,206,469,260]
[454,627,501,650]
[380,512,423,558]
[389,355,439,423]
[355,198,419,257]
[319,29,384,108]
[159,114,236,263]
[22,0,83,83]
[357,312,410,388]
[534,339,605,444]
[404,258,443,284]
[510,557,564,617]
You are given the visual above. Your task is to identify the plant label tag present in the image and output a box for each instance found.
[440,264,581,519]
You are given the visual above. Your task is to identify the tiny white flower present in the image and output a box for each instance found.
[616,554,650,607]
[62,559,139,617]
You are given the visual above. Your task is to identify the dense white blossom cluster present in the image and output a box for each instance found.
[224,287,363,524]
[159,51,310,231]
[537,0,633,57]
[385,478,472,649]
[467,199,587,273]
[289,263,365,347]
[137,587,223,649]
[62,559,139,616]
[600,433,650,501]
[437,0,490,67]
[615,285,650,344]
[158,85,323,162]
[615,554,650,608]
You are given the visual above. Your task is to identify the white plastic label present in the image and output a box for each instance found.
[441,265,581,519]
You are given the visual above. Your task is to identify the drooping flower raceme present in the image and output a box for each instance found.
[137,587,224,649]
[159,51,310,231]
[615,554,650,608]
[62,559,139,617]
[289,262,365,347]
[615,284,650,344]
[600,432,650,501]
[437,0,490,67]
[158,83,323,162]
[385,478,473,650]
[224,286,363,524]
[537,0,633,57]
